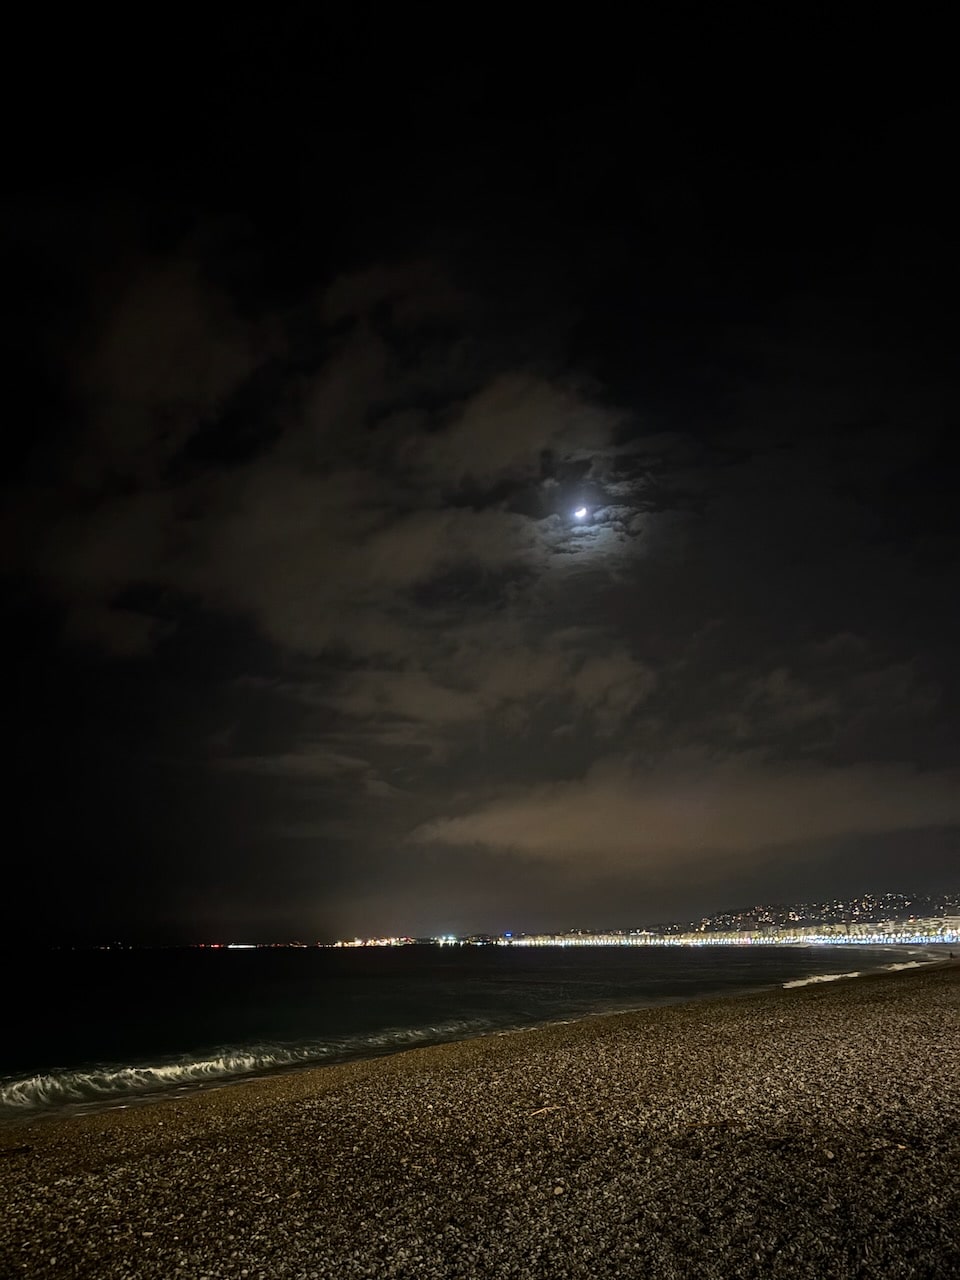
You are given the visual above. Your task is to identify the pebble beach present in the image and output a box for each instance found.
[1,962,958,1279]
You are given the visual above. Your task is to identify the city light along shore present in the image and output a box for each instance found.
[330,914,960,949]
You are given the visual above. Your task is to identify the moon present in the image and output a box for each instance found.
[574,507,587,519]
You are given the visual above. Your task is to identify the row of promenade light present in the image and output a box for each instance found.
[329,920,959,948]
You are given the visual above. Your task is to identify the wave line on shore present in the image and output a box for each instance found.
[783,970,863,988]
[0,1017,499,1115]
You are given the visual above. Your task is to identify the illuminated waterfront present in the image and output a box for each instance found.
[329,917,959,948]
[494,923,959,947]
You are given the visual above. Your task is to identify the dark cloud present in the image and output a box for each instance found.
[2,39,958,941]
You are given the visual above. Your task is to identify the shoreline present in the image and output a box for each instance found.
[1,945,950,1130]
[2,963,959,1277]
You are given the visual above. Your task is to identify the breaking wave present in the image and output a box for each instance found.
[0,1018,497,1116]
[783,952,942,989]
[783,970,863,988]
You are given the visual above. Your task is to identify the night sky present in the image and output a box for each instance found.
[3,18,958,942]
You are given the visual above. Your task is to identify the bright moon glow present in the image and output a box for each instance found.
[574,507,587,519]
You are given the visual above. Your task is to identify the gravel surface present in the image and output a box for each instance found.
[1,963,958,1279]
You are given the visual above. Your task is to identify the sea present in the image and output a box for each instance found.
[0,944,938,1122]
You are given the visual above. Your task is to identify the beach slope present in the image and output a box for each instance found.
[1,964,958,1279]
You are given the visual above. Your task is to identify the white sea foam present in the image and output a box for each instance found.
[783,953,941,989]
[782,970,862,988]
[0,1018,495,1115]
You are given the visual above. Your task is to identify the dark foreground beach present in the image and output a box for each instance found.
[2,964,958,1280]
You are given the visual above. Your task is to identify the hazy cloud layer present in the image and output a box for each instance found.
[411,755,960,862]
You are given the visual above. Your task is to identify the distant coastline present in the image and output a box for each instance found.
[330,919,959,948]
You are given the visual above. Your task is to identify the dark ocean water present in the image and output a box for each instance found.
[0,944,934,1119]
